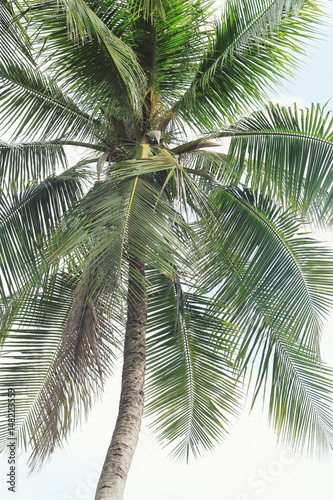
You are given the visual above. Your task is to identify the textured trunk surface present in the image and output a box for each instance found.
[94,258,147,500]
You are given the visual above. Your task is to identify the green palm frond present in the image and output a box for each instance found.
[206,187,333,349]
[128,0,212,102]
[0,60,101,141]
[0,151,198,467]
[173,0,320,130]
[26,0,145,115]
[223,103,333,220]
[69,153,192,298]
[202,186,333,452]
[128,0,166,20]
[268,341,333,454]
[146,270,241,460]
[0,270,120,468]
[0,0,33,66]
[0,168,84,298]
[0,140,68,186]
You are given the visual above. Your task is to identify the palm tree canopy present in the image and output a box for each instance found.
[1,0,333,471]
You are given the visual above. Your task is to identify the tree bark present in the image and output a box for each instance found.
[94,257,147,500]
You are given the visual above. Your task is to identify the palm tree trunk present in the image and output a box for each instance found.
[94,257,147,500]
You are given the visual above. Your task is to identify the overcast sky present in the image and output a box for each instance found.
[1,2,333,500]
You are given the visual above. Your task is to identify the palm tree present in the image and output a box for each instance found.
[1,0,333,499]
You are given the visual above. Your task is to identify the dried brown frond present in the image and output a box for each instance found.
[28,284,117,469]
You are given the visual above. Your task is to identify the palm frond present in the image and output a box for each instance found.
[27,0,145,115]
[68,153,192,299]
[0,140,68,186]
[146,270,241,460]
[0,270,120,468]
[172,0,321,130]
[0,60,101,141]
[201,186,333,453]
[11,150,200,466]
[257,330,333,454]
[0,0,33,67]
[0,168,85,298]
[128,0,212,103]
[222,103,333,221]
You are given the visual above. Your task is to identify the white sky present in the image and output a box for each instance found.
[1,2,333,499]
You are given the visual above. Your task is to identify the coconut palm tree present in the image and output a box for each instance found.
[1,1,333,499]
